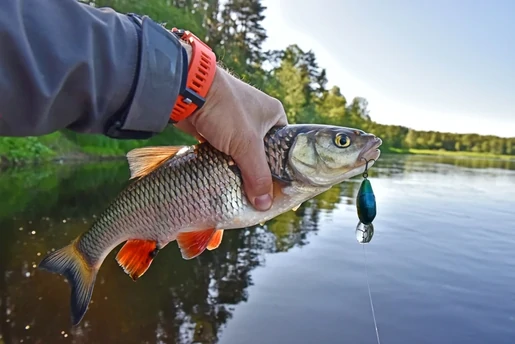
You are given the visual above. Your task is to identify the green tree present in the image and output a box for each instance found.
[315,86,347,125]
[267,44,327,124]
[2,0,514,163]
[216,0,267,85]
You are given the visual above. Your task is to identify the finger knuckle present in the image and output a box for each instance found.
[270,97,285,113]
[268,98,288,124]
[252,174,272,191]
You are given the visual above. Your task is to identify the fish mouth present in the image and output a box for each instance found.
[358,136,382,166]
[331,136,382,184]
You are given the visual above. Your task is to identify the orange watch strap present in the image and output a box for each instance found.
[170,28,217,122]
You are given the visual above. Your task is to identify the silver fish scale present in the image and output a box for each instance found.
[76,125,307,263]
[77,143,247,263]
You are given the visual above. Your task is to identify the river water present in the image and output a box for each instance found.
[0,154,514,344]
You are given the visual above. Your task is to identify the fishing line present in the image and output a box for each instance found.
[355,157,381,344]
[363,244,381,344]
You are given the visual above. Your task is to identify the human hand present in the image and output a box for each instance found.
[174,65,288,211]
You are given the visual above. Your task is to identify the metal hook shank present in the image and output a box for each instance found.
[362,158,376,173]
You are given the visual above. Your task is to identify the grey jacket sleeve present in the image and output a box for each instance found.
[0,0,186,139]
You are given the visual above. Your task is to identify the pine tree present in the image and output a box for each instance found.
[216,0,267,82]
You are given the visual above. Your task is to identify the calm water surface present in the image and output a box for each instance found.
[0,154,514,344]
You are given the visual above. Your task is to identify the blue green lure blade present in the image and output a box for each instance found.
[356,178,376,225]
[355,159,377,244]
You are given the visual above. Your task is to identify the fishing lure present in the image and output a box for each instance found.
[356,158,376,244]
[355,158,381,344]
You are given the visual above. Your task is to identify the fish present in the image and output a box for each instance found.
[38,124,382,325]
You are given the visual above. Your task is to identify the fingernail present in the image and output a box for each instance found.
[254,194,272,211]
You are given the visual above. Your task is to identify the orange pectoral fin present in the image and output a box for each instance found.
[176,229,217,260]
[115,240,159,281]
[272,179,286,199]
[207,230,224,250]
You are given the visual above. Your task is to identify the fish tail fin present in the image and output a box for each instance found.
[38,239,98,326]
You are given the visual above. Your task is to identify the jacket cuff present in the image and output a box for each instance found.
[105,15,185,139]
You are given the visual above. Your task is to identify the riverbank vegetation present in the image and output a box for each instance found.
[2,0,512,164]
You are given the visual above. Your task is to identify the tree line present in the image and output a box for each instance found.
[75,1,515,157]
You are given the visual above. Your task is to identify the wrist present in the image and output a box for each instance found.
[179,40,192,65]
[105,14,186,139]
[198,65,226,112]
[169,29,217,123]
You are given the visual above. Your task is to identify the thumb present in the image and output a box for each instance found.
[231,135,273,211]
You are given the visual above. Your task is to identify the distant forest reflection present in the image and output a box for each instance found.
[0,154,512,343]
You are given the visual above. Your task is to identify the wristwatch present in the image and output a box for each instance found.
[169,28,217,123]
[104,14,217,140]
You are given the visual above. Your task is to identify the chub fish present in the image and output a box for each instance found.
[38,124,382,325]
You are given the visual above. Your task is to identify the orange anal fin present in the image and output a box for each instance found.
[115,240,159,281]
[176,229,216,260]
[207,230,224,250]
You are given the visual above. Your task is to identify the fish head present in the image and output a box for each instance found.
[287,125,382,187]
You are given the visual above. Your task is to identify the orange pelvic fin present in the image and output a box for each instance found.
[115,240,159,281]
[207,229,224,250]
[126,146,189,179]
[176,228,217,260]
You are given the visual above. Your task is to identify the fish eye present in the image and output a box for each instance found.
[334,134,351,148]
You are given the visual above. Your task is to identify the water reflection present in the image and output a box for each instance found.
[373,153,515,178]
[0,154,513,344]
[0,161,346,344]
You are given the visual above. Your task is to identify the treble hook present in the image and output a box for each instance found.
[361,158,375,178]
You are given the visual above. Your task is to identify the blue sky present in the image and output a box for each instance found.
[260,0,515,137]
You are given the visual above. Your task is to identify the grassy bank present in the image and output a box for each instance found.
[387,147,514,160]
[0,127,197,165]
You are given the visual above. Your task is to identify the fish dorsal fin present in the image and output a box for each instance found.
[126,146,188,179]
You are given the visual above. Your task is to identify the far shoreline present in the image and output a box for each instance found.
[385,148,514,160]
[1,149,513,169]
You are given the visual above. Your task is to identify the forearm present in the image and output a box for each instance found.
[0,0,186,138]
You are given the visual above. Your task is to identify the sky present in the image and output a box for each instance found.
[259,0,515,137]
